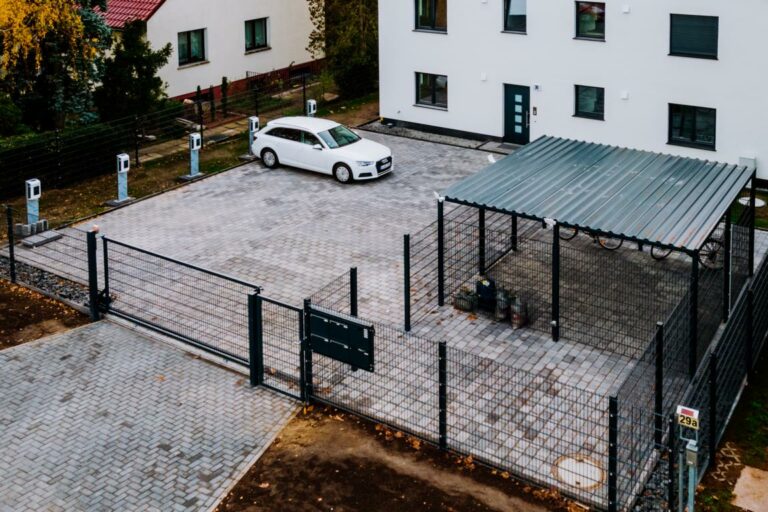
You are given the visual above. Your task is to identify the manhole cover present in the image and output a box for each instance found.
[739,197,766,208]
[552,455,605,490]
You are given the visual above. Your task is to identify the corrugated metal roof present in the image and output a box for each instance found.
[99,0,166,29]
[444,136,754,251]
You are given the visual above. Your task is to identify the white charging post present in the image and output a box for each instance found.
[248,116,260,156]
[306,99,318,117]
[676,405,700,512]
[188,132,201,178]
[25,179,41,225]
[105,153,135,206]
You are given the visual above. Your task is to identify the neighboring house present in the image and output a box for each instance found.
[102,0,320,98]
[379,1,768,180]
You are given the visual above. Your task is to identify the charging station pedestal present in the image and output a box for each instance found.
[306,99,318,117]
[180,132,202,181]
[16,179,61,246]
[106,153,135,206]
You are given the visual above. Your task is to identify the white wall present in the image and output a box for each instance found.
[147,0,316,97]
[379,0,768,179]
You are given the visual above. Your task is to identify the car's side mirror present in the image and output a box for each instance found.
[313,144,323,151]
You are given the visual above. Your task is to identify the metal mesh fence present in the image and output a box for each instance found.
[103,237,258,364]
[754,257,768,357]
[260,297,303,398]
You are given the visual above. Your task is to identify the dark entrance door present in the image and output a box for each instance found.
[504,84,530,145]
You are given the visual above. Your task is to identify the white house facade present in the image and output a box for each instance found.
[379,0,768,180]
[104,0,319,98]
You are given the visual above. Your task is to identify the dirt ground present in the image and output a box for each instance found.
[0,279,89,350]
[216,406,573,512]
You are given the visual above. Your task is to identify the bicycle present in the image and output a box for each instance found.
[650,236,724,269]
[558,226,624,250]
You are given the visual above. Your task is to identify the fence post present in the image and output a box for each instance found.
[655,321,664,446]
[404,235,411,332]
[437,199,445,307]
[709,354,718,463]
[5,206,16,284]
[350,267,358,317]
[552,224,561,342]
[689,254,699,379]
[248,291,264,387]
[749,171,756,277]
[133,115,141,168]
[608,396,618,512]
[301,298,314,402]
[86,230,100,321]
[221,77,229,118]
[208,85,216,121]
[746,288,755,375]
[668,414,677,512]
[102,238,110,309]
[438,341,447,451]
[302,74,307,116]
[478,208,486,274]
[511,214,518,252]
[723,208,732,321]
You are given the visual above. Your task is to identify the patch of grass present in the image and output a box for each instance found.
[697,487,742,512]
[735,352,768,469]
[732,191,768,230]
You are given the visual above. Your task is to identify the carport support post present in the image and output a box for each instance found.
[551,224,561,342]
[723,208,732,321]
[87,230,100,321]
[608,396,618,512]
[689,254,699,379]
[749,171,756,276]
[511,214,518,252]
[5,206,16,284]
[437,199,445,307]
[404,235,411,332]
[708,354,718,463]
[350,267,358,317]
[438,341,447,451]
[654,321,664,446]
[248,291,264,387]
[478,208,486,274]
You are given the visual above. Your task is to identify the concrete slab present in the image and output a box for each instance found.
[20,230,63,248]
[732,466,768,512]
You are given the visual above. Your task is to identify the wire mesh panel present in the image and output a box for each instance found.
[311,320,441,443]
[410,220,439,324]
[443,205,483,299]
[260,297,303,398]
[445,346,610,508]
[697,263,724,364]
[754,258,768,357]
[103,238,258,364]
[662,294,693,414]
[681,357,713,475]
[731,223,751,307]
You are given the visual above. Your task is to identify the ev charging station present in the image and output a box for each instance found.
[248,116,260,156]
[182,132,202,180]
[25,179,41,225]
[676,405,700,512]
[306,99,318,117]
[106,153,134,206]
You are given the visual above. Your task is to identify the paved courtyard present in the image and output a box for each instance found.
[0,321,296,512]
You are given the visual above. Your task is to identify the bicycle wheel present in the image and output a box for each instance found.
[598,236,623,251]
[651,246,673,261]
[559,227,578,241]
[699,239,724,270]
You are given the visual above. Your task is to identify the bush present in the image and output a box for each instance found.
[0,95,30,137]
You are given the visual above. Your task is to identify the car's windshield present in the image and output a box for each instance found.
[318,125,361,149]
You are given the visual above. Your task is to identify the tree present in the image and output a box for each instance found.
[0,94,29,136]
[0,0,112,129]
[307,0,379,98]
[95,20,172,121]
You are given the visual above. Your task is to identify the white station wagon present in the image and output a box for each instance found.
[251,117,394,183]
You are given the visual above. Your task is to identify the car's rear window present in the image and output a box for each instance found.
[318,125,361,149]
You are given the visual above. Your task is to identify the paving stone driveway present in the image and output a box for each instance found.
[0,321,297,512]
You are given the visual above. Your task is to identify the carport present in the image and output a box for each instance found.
[436,136,757,375]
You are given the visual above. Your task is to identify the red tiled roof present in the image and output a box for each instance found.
[100,0,166,29]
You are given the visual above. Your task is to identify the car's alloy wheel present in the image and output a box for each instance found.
[261,149,278,169]
[334,164,352,183]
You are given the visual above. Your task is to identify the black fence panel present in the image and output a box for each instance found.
[102,237,258,365]
[259,297,303,399]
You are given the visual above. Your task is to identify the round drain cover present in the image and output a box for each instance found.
[739,197,766,208]
[552,455,605,490]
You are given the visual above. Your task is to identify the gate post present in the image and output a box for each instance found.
[5,206,16,284]
[437,199,445,306]
[350,267,358,317]
[655,321,664,445]
[86,230,100,321]
[608,396,618,512]
[438,341,447,450]
[404,234,411,332]
[248,291,264,387]
[301,298,314,402]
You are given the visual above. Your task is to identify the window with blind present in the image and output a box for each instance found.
[245,18,269,52]
[178,29,206,66]
[504,0,527,33]
[668,104,716,150]
[670,14,718,59]
[416,0,447,32]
